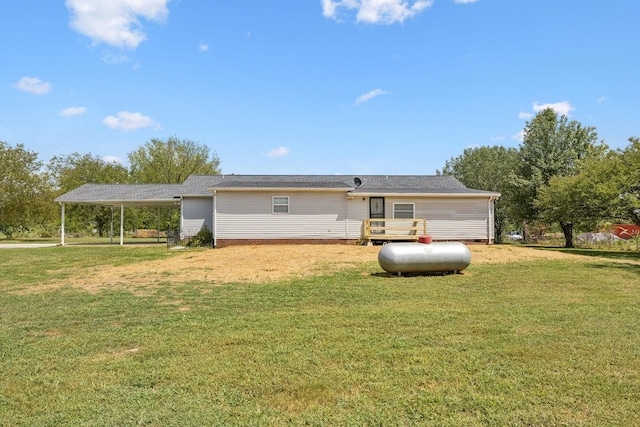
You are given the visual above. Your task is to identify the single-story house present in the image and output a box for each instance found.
[55,174,500,246]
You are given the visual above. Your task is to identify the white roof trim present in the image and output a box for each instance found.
[348,192,501,198]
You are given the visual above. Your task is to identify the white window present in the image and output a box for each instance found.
[393,203,414,219]
[272,196,289,214]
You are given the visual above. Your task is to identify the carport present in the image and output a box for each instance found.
[54,183,182,246]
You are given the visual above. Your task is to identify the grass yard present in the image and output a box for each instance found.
[1,245,639,426]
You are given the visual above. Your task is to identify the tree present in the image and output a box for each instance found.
[48,153,129,236]
[535,153,622,233]
[511,108,604,247]
[0,141,54,237]
[127,137,219,233]
[439,145,519,243]
[128,136,220,184]
[617,137,640,225]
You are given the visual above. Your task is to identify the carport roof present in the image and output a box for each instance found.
[54,183,182,207]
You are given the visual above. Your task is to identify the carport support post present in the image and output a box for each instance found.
[110,207,114,244]
[157,207,161,243]
[60,203,65,246]
[120,204,124,246]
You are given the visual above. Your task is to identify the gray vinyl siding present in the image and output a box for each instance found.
[185,193,492,241]
[216,192,352,239]
[422,198,490,240]
[384,197,491,240]
[346,197,369,239]
[182,197,213,237]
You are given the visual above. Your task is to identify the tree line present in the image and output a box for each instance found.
[440,108,640,247]
[2,110,639,247]
[0,136,220,238]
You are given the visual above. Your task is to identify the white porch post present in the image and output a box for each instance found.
[487,197,496,245]
[120,204,124,246]
[60,203,65,246]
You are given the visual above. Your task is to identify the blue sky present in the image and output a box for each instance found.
[1,1,638,175]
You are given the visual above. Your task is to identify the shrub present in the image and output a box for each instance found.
[189,225,213,248]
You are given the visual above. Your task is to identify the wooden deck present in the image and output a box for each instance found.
[362,218,427,243]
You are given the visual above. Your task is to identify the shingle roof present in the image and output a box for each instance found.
[179,175,358,194]
[55,174,499,205]
[350,176,500,195]
[181,174,496,195]
[349,175,469,194]
[54,183,182,206]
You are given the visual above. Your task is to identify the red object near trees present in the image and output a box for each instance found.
[611,224,640,240]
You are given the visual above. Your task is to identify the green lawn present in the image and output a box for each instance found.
[1,246,639,426]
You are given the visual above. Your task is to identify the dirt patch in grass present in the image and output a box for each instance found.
[26,244,591,294]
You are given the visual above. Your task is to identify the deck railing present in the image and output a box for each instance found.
[362,218,427,242]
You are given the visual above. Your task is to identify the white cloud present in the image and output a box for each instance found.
[13,77,51,95]
[532,101,574,116]
[598,95,607,102]
[267,146,291,158]
[322,0,433,24]
[321,0,339,18]
[512,130,525,142]
[355,88,389,105]
[102,155,124,164]
[101,52,133,65]
[66,0,170,49]
[198,43,208,52]
[518,101,575,123]
[515,101,574,141]
[102,111,160,131]
[60,106,87,116]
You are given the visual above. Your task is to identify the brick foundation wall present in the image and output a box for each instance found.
[215,238,359,248]
[442,239,491,245]
[214,238,491,247]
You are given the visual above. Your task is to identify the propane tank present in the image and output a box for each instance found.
[378,242,471,275]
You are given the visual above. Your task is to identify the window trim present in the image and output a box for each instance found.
[393,202,415,219]
[272,196,290,214]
